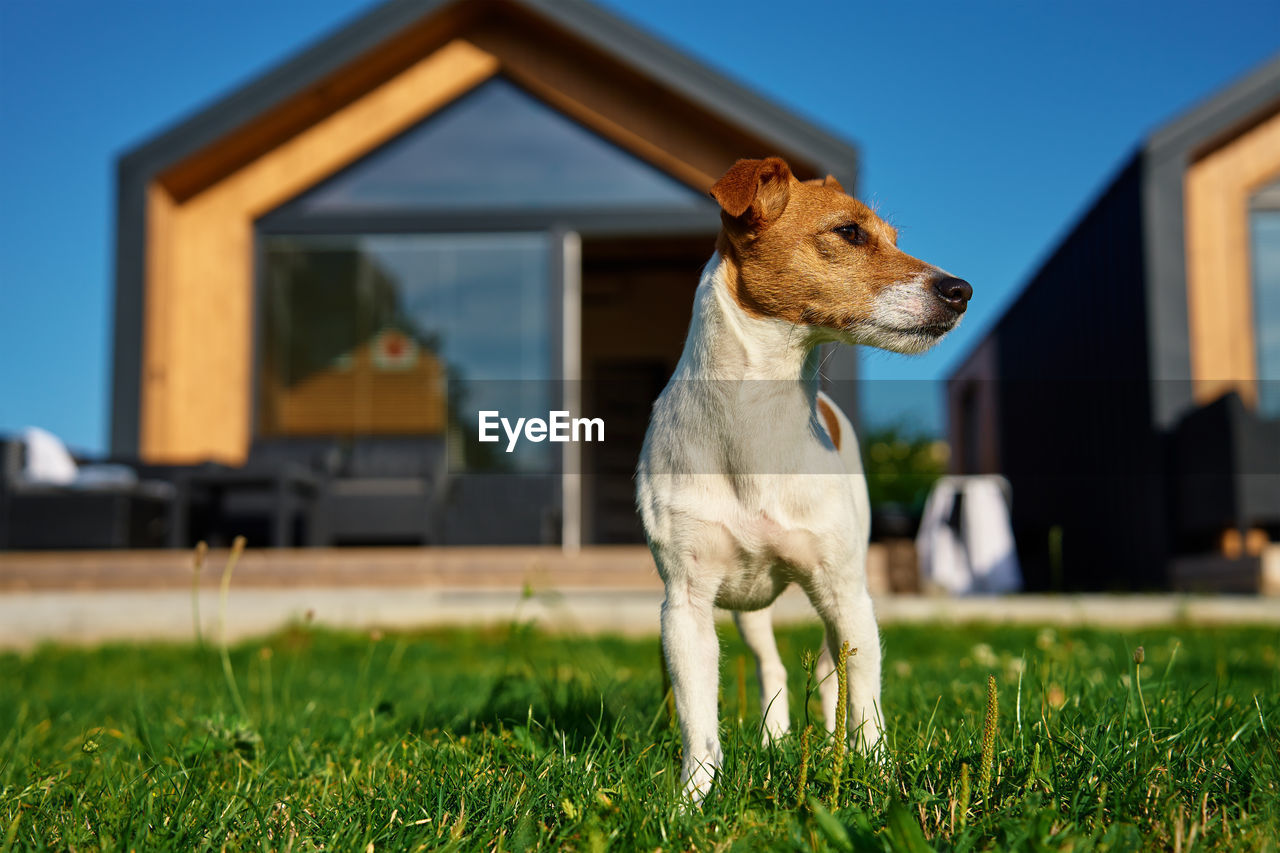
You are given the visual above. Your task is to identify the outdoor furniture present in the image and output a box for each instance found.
[167,463,321,549]
[303,436,451,547]
[0,435,177,550]
[1172,391,1280,541]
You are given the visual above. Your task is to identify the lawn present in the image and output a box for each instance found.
[1,616,1277,851]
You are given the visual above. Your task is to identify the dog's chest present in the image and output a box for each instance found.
[710,507,827,609]
[658,476,858,609]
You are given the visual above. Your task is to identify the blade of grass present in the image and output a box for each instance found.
[191,540,207,648]
[219,536,249,720]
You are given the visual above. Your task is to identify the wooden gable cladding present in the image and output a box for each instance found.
[1184,107,1280,409]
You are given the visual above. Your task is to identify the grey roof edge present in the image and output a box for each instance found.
[117,0,859,184]
[116,0,457,175]
[519,0,860,180]
[1146,51,1280,162]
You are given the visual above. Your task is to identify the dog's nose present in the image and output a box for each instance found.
[932,276,972,313]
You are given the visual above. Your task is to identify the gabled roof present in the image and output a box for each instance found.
[118,0,860,191]
[1146,51,1280,162]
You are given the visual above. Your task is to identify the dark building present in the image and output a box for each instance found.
[947,54,1280,591]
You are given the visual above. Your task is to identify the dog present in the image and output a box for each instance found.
[635,157,971,802]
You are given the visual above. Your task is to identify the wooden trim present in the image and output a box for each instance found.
[156,1,484,202]
[141,184,176,457]
[1184,107,1280,407]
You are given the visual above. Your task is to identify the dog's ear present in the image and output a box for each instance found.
[710,157,792,230]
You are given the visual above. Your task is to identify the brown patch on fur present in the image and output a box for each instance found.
[816,396,842,451]
[710,157,938,330]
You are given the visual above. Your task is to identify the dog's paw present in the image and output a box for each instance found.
[678,756,720,808]
[761,718,791,747]
[679,776,714,810]
[854,727,893,772]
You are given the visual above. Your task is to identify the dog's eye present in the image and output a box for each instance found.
[833,223,868,246]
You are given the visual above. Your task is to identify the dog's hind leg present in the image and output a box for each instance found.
[661,577,723,803]
[733,607,790,742]
[815,632,838,732]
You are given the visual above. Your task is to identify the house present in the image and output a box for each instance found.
[110,0,862,547]
[946,54,1280,591]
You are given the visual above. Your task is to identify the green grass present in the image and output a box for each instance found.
[1,618,1277,851]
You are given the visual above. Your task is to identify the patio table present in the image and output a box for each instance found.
[168,464,320,548]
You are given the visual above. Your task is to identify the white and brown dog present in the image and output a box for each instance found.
[636,157,971,802]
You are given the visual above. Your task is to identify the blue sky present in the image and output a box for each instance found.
[1,0,1277,452]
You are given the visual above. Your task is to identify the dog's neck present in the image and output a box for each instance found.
[674,251,826,390]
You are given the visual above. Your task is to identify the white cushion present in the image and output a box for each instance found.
[21,426,78,485]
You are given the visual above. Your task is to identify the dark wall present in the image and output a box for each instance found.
[986,154,1170,589]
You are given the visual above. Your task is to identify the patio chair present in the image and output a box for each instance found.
[295,436,452,547]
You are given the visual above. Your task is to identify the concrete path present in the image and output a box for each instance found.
[3,584,1278,650]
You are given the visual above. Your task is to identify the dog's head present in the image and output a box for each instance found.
[710,157,970,354]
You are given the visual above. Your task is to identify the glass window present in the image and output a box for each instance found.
[1250,178,1280,418]
[258,233,553,472]
[272,77,713,214]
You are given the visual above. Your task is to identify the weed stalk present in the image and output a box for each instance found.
[829,641,851,809]
[796,724,812,809]
[980,674,997,801]
[800,649,816,730]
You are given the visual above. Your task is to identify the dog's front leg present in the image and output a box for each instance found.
[808,587,883,752]
[733,608,790,742]
[660,579,722,803]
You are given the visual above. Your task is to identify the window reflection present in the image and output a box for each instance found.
[259,233,553,472]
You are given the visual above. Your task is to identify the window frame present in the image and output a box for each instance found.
[1248,177,1280,418]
